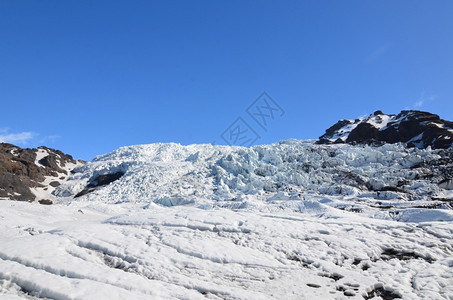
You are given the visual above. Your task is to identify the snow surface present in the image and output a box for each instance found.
[366,115,392,130]
[1,141,453,299]
[1,199,452,299]
[34,149,49,168]
[9,148,19,157]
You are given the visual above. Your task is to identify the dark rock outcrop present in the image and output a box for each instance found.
[346,122,379,144]
[0,143,81,202]
[318,110,453,149]
[75,171,125,198]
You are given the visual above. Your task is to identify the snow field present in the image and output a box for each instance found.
[0,200,452,299]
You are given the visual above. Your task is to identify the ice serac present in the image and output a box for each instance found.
[55,140,453,220]
[318,110,453,149]
[0,143,84,203]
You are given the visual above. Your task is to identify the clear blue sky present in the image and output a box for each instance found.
[1,1,452,160]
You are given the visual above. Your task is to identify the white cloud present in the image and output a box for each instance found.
[413,92,437,109]
[413,100,424,108]
[0,129,62,146]
[0,131,36,145]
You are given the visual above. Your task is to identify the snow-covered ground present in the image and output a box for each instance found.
[1,141,452,299]
[1,200,452,299]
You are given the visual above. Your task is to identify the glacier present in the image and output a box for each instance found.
[1,140,452,299]
[56,140,452,217]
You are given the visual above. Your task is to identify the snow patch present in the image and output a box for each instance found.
[34,149,48,168]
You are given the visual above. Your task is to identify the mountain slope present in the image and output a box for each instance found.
[318,110,453,149]
[0,143,83,203]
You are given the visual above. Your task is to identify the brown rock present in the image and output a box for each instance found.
[0,143,80,201]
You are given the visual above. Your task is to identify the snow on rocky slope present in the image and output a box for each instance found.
[0,143,83,203]
[1,140,453,299]
[318,110,453,149]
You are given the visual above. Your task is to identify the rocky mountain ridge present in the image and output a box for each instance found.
[318,110,453,149]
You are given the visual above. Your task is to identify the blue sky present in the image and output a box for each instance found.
[1,1,452,160]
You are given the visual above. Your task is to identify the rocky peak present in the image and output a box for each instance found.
[318,110,453,149]
[0,143,83,203]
